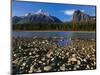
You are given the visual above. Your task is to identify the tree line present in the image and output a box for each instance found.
[12,21,96,31]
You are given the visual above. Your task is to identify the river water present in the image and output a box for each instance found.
[12,31,96,46]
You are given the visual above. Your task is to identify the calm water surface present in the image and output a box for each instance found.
[12,31,96,46]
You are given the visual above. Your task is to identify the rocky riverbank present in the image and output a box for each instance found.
[12,37,96,74]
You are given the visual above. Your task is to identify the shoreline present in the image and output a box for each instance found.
[12,30,96,33]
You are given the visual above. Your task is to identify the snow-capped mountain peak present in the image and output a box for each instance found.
[35,9,50,16]
[13,9,62,24]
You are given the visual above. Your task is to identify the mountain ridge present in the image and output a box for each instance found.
[13,9,62,24]
[12,9,96,25]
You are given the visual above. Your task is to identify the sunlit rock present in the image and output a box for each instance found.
[44,66,52,71]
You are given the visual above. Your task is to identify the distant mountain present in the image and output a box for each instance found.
[72,10,96,22]
[12,16,23,24]
[12,9,62,24]
[12,9,96,25]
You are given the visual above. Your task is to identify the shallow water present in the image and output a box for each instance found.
[12,31,95,39]
[12,31,96,46]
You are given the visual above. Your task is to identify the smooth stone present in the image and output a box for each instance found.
[29,65,34,73]
[35,55,39,57]
[77,60,81,65]
[13,54,17,57]
[36,68,42,72]
[60,64,65,71]
[18,46,21,49]
[41,57,45,61]
[73,67,77,70]
[42,62,46,65]
[29,52,32,56]
[51,58,54,61]
[39,61,42,63]
[22,62,26,66]
[44,66,52,71]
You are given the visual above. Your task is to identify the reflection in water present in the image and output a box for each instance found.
[12,31,95,46]
[55,39,71,46]
[71,32,96,40]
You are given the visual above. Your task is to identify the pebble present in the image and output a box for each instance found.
[29,52,32,56]
[39,61,42,63]
[60,64,66,71]
[73,67,77,70]
[29,65,34,73]
[22,62,26,66]
[13,54,17,57]
[77,60,81,65]
[37,68,42,72]
[51,58,54,61]
[18,46,21,49]
[41,57,45,61]
[44,66,52,71]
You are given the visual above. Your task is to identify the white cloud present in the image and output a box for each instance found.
[63,9,85,16]
[63,9,75,16]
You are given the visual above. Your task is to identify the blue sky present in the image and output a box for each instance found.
[12,1,96,21]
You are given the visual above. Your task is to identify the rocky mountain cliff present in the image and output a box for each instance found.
[72,10,95,22]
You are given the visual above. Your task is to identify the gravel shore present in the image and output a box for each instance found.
[12,37,96,74]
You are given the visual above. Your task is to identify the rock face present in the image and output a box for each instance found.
[12,16,22,24]
[12,9,62,24]
[72,10,95,22]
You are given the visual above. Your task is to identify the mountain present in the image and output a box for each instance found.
[13,9,62,24]
[12,16,23,24]
[12,9,96,25]
[72,10,96,22]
